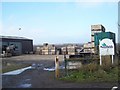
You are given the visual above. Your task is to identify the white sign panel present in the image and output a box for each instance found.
[99,38,114,56]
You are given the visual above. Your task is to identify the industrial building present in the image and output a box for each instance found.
[0,36,33,56]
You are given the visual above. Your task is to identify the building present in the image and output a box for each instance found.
[0,36,33,55]
[94,32,116,54]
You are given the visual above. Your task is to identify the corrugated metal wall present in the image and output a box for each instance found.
[1,38,33,55]
[21,40,33,54]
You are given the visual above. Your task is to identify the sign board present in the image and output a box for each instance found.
[99,38,114,56]
[67,61,82,69]
[99,38,114,65]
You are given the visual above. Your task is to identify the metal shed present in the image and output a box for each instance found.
[0,36,33,55]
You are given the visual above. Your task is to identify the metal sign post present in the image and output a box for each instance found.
[55,56,59,78]
[64,54,68,76]
[112,55,114,64]
[100,55,102,66]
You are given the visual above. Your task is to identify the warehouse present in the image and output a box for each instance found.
[0,36,33,56]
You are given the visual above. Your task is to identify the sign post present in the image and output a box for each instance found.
[112,55,114,64]
[99,38,115,65]
[100,55,102,66]
[55,56,59,78]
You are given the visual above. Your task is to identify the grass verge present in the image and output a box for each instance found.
[59,63,119,83]
[2,63,31,73]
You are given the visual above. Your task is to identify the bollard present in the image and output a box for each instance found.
[55,56,59,78]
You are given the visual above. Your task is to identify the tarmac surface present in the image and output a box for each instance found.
[1,55,119,89]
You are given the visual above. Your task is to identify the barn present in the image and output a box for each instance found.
[0,36,33,55]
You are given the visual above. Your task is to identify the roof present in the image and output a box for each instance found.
[95,31,115,35]
[0,35,32,40]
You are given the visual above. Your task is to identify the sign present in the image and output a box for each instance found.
[99,38,114,56]
[67,61,82,69]
[99,38,115,65]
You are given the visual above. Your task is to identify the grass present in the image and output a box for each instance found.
[2,63,31,73]
[60,62,119,83]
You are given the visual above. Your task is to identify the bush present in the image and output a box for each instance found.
[60,61,119,83]
[100,64,112,72]
[80,63,98,73]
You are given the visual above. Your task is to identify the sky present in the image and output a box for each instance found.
[1,1,118,45]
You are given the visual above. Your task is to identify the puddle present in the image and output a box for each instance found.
[19,83,32,88]
[25,79,31,81]
[31,63,43,69]
[43,66,65,72]
[2,66,32,75]
[43,67,55,71]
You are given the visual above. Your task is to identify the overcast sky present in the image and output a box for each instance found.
[1,1,118,45]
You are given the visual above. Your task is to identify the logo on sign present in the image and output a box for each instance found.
[100,43,113,48]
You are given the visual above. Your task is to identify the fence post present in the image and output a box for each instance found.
[55,56,59,78]
[64,54,68,76]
